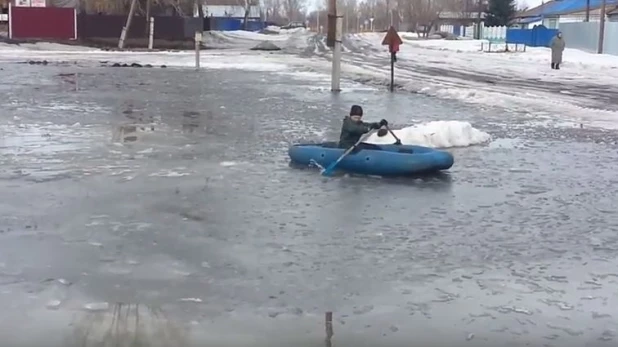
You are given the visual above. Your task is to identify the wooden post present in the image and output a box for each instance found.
[118,0,138,49]
[325,312,333,347]
[390,52,395,92]
[597,0,607,54]
[331,15,342,92]
[195,31,201,69]
[148,17,154,50]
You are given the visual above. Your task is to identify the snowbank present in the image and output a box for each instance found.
[356,33,618,71]
[366,121,491,148]
[212,28,309,42]
[0,42,102,52]
[340,33,618,129]
[405,38,618,69]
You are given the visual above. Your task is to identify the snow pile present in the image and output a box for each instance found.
[263,25,281,33]
[366,121,491,148]
[0,42,101,52]
[250,41,281,51]
[214,28,308,43]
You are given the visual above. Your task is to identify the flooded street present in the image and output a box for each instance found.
[1,63,618,347]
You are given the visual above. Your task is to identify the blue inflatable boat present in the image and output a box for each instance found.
[288,142,454,176]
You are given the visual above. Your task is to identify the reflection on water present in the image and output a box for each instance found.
[112,125,156,143]
[69,303,188,347]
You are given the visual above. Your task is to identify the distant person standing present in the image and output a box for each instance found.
[549,32,566,70]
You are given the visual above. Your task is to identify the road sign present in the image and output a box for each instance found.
[381,26,403,51]
[381,26,403,92]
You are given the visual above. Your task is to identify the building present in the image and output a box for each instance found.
[608,6,618,21]
[198,0,260,18]
[514,0,618,28]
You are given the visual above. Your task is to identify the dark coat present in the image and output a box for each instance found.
[338,116,380,148]
[550,36,566,64]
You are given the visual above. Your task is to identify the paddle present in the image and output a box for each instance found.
[377,125,402,145]
[321,130,375,177]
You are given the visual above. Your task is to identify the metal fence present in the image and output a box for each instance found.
[506,25,559,47]
[77,14,202,40]
[558,21,618,55]
[9,6,76,39]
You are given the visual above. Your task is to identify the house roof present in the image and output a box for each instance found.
[608,5,618,14]
[517,0,618,17]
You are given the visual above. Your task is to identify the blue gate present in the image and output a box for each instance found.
[506,25,559,47]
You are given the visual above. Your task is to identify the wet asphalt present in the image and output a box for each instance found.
[1,63,618,347]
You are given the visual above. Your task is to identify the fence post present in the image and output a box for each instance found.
[73,9,77,40]
[148,17,154,50]
[195,31,201,69]
[7,2,11,39]
[598,0,607,54]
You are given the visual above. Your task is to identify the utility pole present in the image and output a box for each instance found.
[476,0,482,39]
[327,0,342,91]
[386,0,390,28]
[118,0,138,49]
[145,0,151,33]
[597,0,607,53]
[585,0,590,21]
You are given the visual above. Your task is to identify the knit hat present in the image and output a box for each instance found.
[350,105,363,117]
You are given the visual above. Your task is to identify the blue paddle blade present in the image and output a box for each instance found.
[321,163,336,176]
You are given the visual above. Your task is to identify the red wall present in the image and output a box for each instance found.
[10,6,75,40]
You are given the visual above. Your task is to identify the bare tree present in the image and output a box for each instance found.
[283,0,306,21]
[236,0,258,29]
[263,0,286,23]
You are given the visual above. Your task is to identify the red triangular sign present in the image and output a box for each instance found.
[382,26,403,46]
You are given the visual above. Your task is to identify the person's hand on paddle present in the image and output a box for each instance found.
[370,119,389,130]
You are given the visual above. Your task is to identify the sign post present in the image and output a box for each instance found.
[381,26,403,92]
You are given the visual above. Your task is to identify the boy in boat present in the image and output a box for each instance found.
[338,105,388,149]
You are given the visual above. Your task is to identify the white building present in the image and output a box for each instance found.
[196,0,261,18]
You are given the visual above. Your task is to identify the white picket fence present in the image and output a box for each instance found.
[438,24,508,42]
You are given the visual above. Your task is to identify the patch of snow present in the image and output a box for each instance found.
[148,170,191,177]
[366,121,491,148]
[179,297,203,303]
[83,302,109,311]
[0,42,102,52]
[264,25,281,33]
[46,300,62,310]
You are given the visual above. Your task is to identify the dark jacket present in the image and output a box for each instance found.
[338,116,380,148]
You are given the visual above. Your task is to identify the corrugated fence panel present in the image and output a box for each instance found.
[211,17,242,31]
[10,7,75,39]
[209,17,265,31]
[244,19,265,31]
[182,17,203,38]
[78,14,199,40]
[505,26,558,47]
[532,26,559,47]
[558,22,599,52]
[603,21,618,55]
[506,28,530,44]
[77,14,145,39]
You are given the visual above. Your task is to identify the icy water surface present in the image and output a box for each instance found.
[1,64,618,347]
